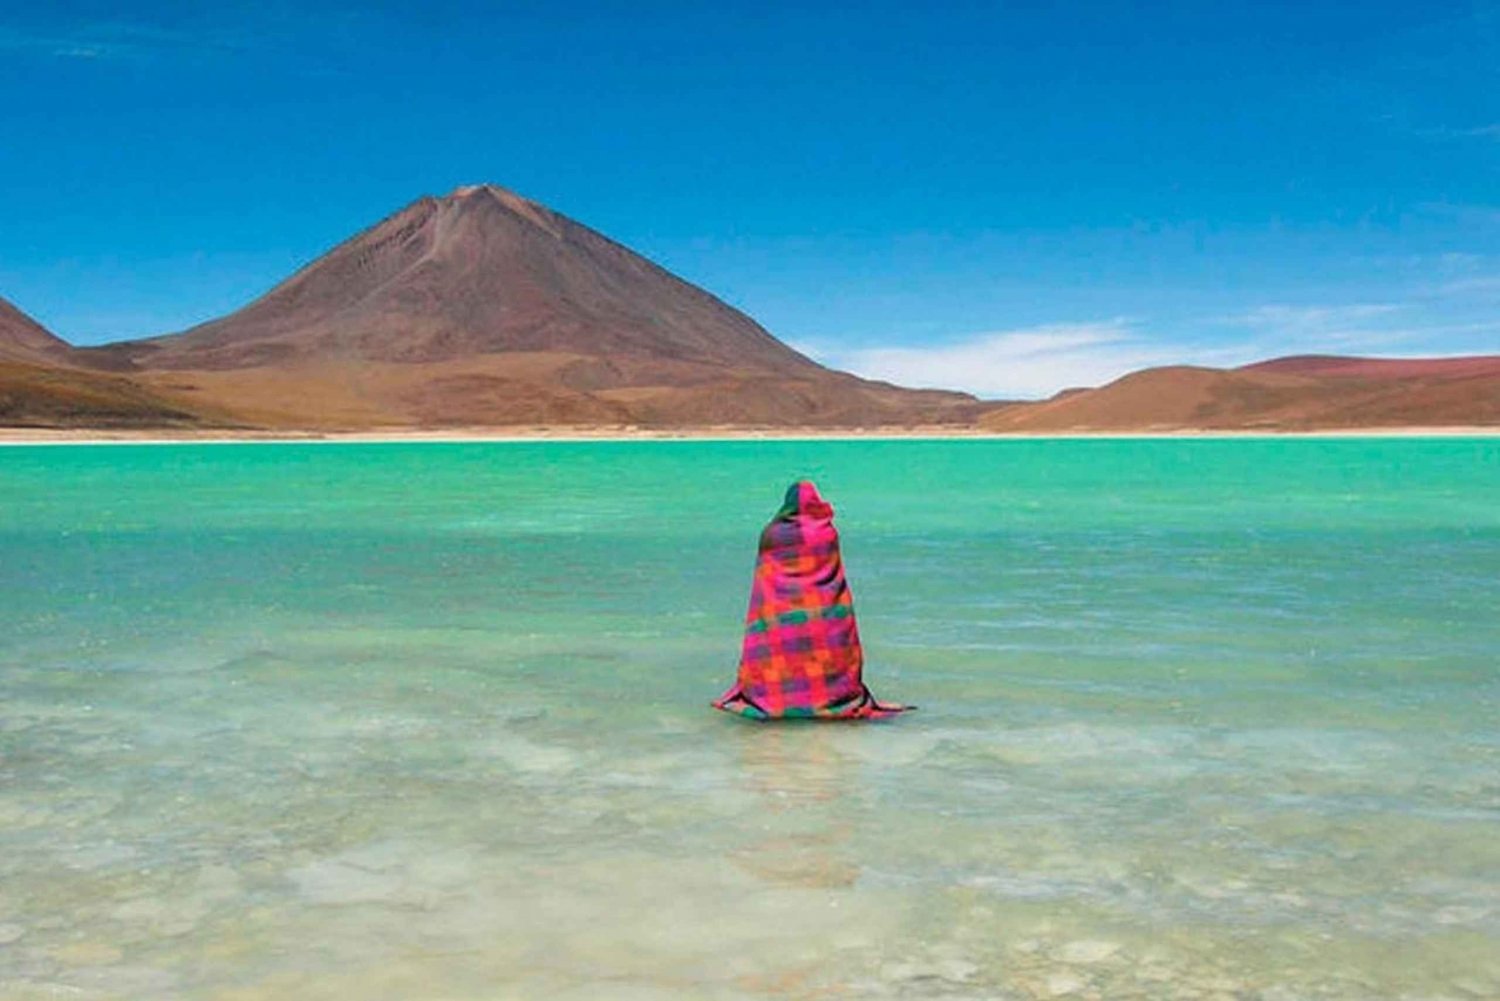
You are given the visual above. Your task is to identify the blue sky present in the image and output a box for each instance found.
[2,1,1498,397]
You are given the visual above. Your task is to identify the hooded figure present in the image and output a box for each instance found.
[713,481,910,720]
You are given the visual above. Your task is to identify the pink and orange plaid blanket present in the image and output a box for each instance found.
[713,481,909,720]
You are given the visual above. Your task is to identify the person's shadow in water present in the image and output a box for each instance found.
[728,724,862,890]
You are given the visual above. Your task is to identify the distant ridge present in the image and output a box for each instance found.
[981,354,1500,431]
[1240,354,1500,380]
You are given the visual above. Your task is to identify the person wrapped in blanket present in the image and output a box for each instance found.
[713,481,911,720]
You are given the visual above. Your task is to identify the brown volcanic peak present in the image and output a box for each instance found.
[0,296,74,365]
[119,184,823,375]
[981,354,1500,432]
[76,183,976,429]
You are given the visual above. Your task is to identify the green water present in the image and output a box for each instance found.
[1,438,1497,1000]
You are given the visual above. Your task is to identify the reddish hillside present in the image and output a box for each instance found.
[1242,354,1500,380]
[0,297,74,365]
[0,361,219,428]
[981,355,1500,431]
[83,185,976,428]
[0,300,219,428]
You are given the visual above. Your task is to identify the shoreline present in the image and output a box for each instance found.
[2,424,1498,445]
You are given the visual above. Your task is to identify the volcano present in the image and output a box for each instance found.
[92,185,976,428]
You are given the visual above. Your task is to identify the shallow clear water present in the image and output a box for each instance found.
[1,438,1497,1000]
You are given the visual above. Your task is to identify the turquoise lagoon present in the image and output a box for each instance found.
[1,438,1497,1000]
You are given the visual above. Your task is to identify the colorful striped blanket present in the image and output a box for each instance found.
[713,481,909,720]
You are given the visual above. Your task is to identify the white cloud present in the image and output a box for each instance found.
[1,27,157,61]
[1233,303,1399,328]
[1437,274,1500,296]
[1416,201,1500,226]
[1424,123,1500,139]
[1226,303,1409,349]
[0,20,249,62]
[797,297,1497,400]
[797,321,1189,400]
[1223,301,1500,355]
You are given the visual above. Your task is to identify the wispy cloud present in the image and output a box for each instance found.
[1232,303,1399,325]
[796,320,1191,399]
[1224,301,1500,354]
[0,12,369,78]
[0,15,265,64]
[53,44,106,59]
[1421,123,1500,140]
[799,295,1500,399]
[0,18,249,62]
[1226,303,1407,349]
[1436,274,1500,296]
[3,24,168,61]
[1416,201,1500,226]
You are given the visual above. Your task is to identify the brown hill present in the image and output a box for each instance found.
[0,360,220,428]
[0,298,218,428]
[1241,354,1500,380]
[86,184,977,428]
[981,355,1500,432]
[0,296,74,365]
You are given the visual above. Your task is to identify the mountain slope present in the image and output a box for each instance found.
[0,299,218,428]
[0,296,74,365]
[0,361,218,428]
